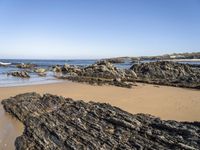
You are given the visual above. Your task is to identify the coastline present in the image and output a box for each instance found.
[1,81,200,149]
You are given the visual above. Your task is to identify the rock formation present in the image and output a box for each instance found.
[2,93,200,150]
[131,61,200,89]
[54,61,137,88]
[7,71,30,78]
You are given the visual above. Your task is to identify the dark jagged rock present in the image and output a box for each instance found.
[54,61,137,88]
[131,61,200,89]
[7,71,30,78]
[2,93,200,150]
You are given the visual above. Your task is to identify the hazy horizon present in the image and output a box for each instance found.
[0,0,200,59]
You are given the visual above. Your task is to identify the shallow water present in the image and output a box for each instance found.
[0,59,133,87]
[0,104,24,150]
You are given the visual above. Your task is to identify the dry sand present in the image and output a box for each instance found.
[0,81,200,149]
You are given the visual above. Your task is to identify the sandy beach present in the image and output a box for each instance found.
[1,81,200,149]
[1,81,200,121]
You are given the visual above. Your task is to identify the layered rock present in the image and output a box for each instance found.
[7,71,30,78]
[2,93,200,150]
[131,61,200,88]
[54,61,137,88]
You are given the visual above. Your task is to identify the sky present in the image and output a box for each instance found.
[0,0,200,59]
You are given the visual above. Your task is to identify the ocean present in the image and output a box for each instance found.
[0,59,199,87]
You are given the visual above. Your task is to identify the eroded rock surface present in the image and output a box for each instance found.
[2,93,200,150]
[7,71,30,78]
[54,61,137,88]
[131,61,200,88]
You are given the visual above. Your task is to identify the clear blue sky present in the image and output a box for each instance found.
[0,0,200,59]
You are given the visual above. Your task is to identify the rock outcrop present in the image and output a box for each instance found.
[54,61,137,88]
[2,93,200,150]
[7,71,30,78]
[131,61,200,89]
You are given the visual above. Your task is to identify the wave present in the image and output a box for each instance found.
[0,62,11,66]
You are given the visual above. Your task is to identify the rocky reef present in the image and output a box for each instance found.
[54,61,137,88]
[2,93,200,150]
[4,60,200,89]
[54,61,200,89]
[131,61,200,89]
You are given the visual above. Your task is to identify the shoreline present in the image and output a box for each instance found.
[1,81,200,121]
[0,79,62,88]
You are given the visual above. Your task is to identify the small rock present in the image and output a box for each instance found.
[35,68,46,73]
[7,71,30,78]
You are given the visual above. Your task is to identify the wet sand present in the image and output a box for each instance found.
[0,81,200,149]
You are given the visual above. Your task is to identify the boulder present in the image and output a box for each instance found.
[34,68,46,73]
